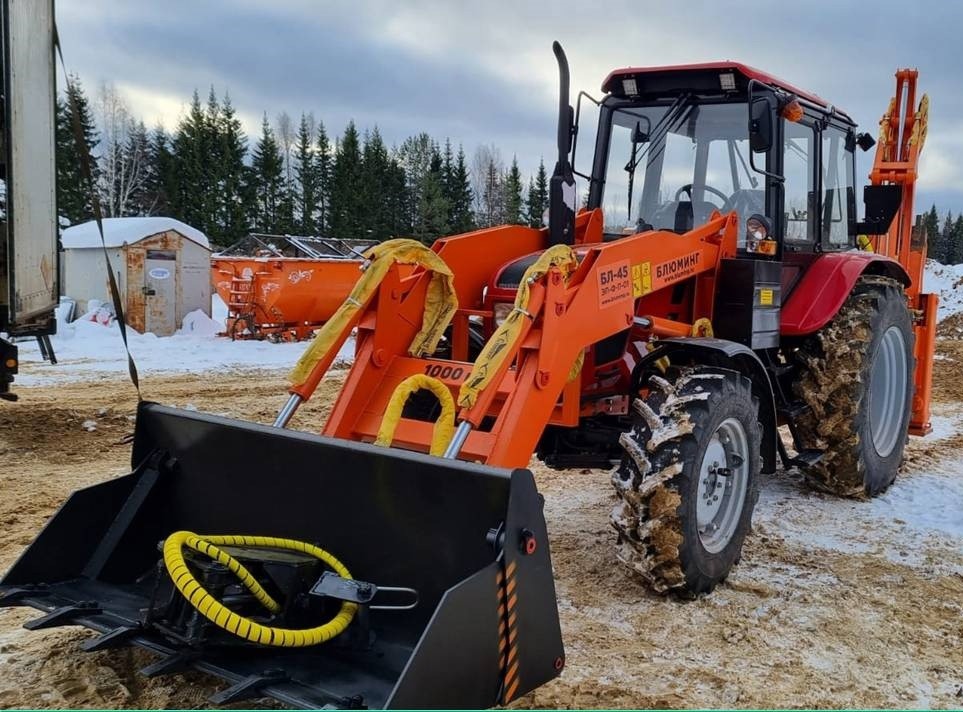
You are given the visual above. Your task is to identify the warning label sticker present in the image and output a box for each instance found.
[632,262,652,297]
[597,259,632,307]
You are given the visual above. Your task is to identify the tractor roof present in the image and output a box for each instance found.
[602,61,833,111]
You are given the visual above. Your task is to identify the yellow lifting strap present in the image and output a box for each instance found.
[691,317,714,337]
[289,239,458,388]
[374,374,456,456]
[909,94,929,152]
[457,244,579,410]
[162,532,357,648]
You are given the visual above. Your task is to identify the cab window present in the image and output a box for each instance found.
[782,120,816,242]
[821,126,854,247]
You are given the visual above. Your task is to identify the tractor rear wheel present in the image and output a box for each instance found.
[611,366,761,595]
[793,276,914,497]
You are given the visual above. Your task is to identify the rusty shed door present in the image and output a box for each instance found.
[144,250,176,335]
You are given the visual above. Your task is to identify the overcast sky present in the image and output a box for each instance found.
[56,0,963,215]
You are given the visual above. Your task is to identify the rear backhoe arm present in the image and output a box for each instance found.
[867,69,936,435]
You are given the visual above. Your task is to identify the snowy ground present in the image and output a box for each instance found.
[0,261,961,707]
[9,258,958,388]
[10,295,354,387]
[922,259,963,321]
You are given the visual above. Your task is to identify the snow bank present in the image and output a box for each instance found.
[14,295,354,386]
[922,259,963,321]
[61,217,210,249]
[176,310,222,337]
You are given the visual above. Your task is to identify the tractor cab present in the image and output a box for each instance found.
[587,62,861,265]
[488,63,869,322]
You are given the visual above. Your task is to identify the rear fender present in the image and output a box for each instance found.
[781,252,910,337]
[642,338,778,474]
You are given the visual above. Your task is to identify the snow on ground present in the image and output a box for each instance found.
[922,258,963,321]
[756,457,963,574]
[11,295,354,387]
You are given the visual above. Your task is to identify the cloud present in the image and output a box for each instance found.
[54,0,963,211]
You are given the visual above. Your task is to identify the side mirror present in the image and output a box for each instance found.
[855,132,876,152]
[748,96,775,153]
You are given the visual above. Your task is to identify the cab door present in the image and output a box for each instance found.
[819,124,856,251]
[778,115,819,297]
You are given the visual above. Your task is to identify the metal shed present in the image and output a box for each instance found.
[61,217,211,336]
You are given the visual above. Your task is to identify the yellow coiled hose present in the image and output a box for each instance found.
[162,532,357,647]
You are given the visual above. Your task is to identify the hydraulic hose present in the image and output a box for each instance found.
[162,532,356,647]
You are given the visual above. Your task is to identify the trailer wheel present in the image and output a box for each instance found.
[793,276,914,497]
[611,367,761,595]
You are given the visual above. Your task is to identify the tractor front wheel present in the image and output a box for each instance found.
[793,276,914,497]
[611,366,761,595]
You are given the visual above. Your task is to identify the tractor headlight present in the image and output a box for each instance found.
[493,303,513,327]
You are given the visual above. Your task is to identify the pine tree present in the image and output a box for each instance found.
[525,158,548,228]
[361,127,394,241]
[448,145,474,233]
[952,215,963,265]
[330,121,366,238]
[413,148,449,244]
[200,88,223,232]
[217,94,250,245]
[940,212,955,265]
[170,91,212,232]
[249,114,285,232]
[922,204,941,263]
[502,156,524,225]
[441,142,456,235]
[315,122,333,234]
[294,114,318,235]
[383,154,408,240]
[56,76,99,224]
[142,126,173,215]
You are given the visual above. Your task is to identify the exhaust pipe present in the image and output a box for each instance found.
[548,41,577,247]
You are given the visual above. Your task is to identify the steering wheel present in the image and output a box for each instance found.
[674,183,732,211]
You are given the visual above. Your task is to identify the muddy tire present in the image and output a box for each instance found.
[611,367,761,595]
[793,276,914,498]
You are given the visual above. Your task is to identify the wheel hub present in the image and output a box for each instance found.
[869,325,908,458]
[696,418,749,553]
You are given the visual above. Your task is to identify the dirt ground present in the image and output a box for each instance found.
[1,348,962,709]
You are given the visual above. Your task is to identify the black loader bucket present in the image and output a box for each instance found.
[0,402,564,709]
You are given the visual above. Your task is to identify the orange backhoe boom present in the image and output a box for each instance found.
[869,69,936,435]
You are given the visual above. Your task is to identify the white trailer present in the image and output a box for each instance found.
[0,0,58,400]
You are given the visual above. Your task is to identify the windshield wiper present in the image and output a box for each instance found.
[621,93,694,222]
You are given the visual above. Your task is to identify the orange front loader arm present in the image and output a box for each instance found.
[292,209,738,469]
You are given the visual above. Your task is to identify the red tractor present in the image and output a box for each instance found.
[2,43,934,709]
